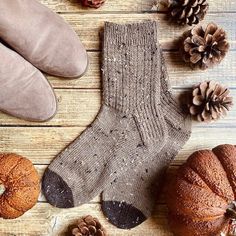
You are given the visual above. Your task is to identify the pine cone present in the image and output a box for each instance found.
[180,23,230,70]
[71,215,107,236]
[168,0,209,25]
[81,0,105,8]
[189,81,233,122]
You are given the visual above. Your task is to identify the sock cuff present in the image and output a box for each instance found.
[102,21,163,114]
[103,21,159,46]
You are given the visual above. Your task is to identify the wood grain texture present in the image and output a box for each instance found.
[0,89,235,127]
[37,165,178,203]
[0,126,235,165]
[58,13,236,50]
[47,50,236,89]
[0,203,171,236]
[0,1,235,235]
[39,0,236,12]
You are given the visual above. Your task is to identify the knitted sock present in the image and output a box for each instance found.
[42,21,168,208]
[101,51,192,229]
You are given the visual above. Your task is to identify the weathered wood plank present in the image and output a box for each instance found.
[0,203,172,236]
[0,90,101,126]
[0,89,235,127]
[0,126,235,165]
[36,165,100,203]
[37,165,177,203]
[39,0,236,13]
[49,51,101,89]
[58,13,236,50]
[40,0,154,12]
[9,166,173,234]
[48,50,236,89]
[1,2,234,236]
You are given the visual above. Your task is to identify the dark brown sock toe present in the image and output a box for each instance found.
[102,201,146,229]
[42,169,74,208]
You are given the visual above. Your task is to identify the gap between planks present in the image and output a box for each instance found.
[58,13,236,50]
[0,126,235,165]
[46,50,236,90]
[36,164,178,203]
[0,202,172,236]
[39,0,236,13]
[0,89,236,127]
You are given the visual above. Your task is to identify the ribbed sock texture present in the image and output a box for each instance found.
[101,46,192,229]
[103,21,168,147]
[42,21,167,208]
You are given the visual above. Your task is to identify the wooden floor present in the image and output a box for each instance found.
[0,0,236,235]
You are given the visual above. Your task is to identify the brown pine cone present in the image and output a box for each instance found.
[71,215,107,236]
[168,0,209,25]
[180,23,230,70]
[81,0,105,8]
[189,81,233,122]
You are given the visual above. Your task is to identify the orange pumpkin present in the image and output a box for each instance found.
[0,153,40,219]
[166,144,236,236]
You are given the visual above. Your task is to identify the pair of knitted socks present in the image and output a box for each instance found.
[42,21,191,229]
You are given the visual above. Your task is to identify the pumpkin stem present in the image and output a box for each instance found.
[225,202,236,236]
[0,183,5,196]
[227,201,236,220]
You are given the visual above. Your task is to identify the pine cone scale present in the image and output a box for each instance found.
[199,82,208,97]
[182,0,189,6]
[194,5,201,14]
[207,23,219,35]
[192,1,198,7]
[186,8,194,17]
[215,31,226,42]
[192,25,204,37]
[198,45,205,52]
[193,35,205,45]
[89,226,97,234]
[191,53,202,64]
